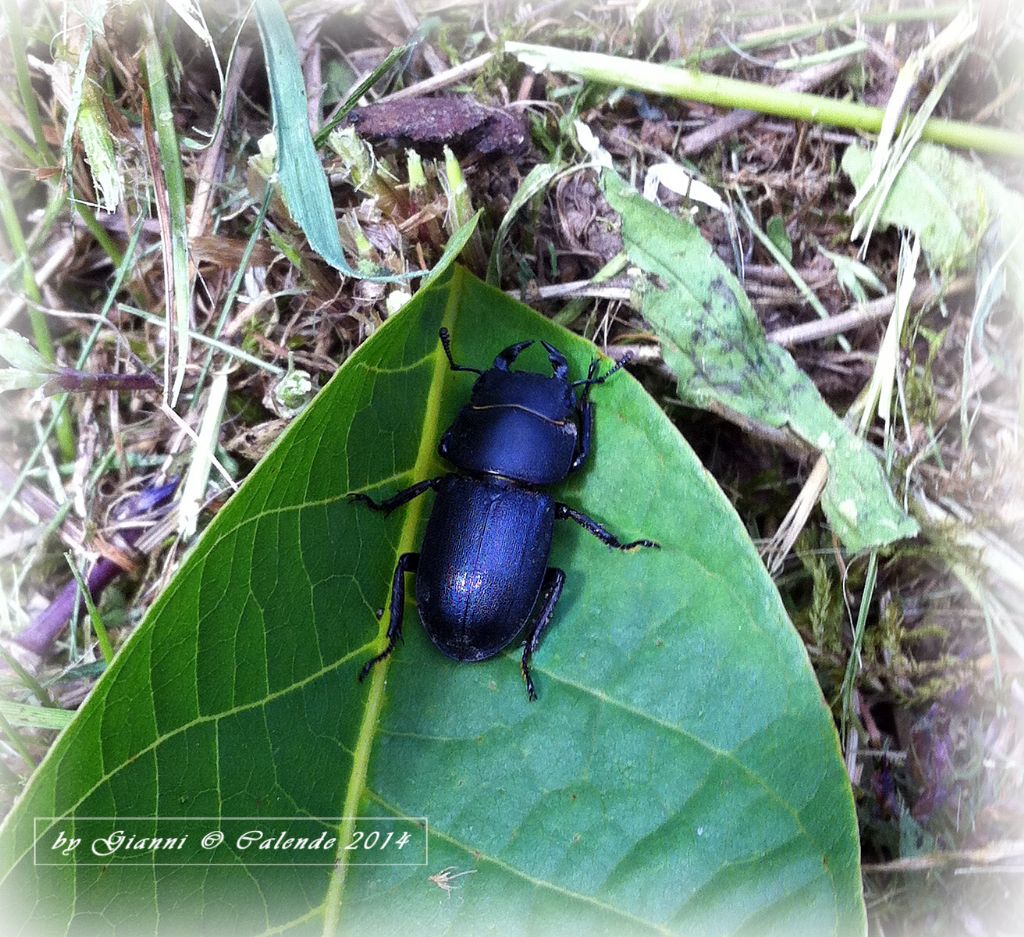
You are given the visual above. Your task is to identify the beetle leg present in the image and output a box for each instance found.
[580,357,602,400]
[573,352,632,396]
[438,327,483,375]
[347,477,442,515]
[569,396,593,474]
[359,552,419,682]
[570,355,627,473]
[520,568,565,702]
[555,503,660,551]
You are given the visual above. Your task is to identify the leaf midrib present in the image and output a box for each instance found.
[321,275,462,936]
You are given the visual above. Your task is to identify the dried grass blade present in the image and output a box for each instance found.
[176,370,232,538]
[850,9,976,215]
[859,236,920,433]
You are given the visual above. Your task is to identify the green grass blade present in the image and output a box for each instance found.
[486,161,563,285]
[64,553,114,665]
[143,23,192,406]
[1,0,50,158]
[421,209,482,289]
[0,701,73,732]
[314,44,408,148]
[0,175,75,461]
[254,0,419,283]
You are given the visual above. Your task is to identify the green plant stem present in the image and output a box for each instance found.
[65,552,114,665]
[0,174,75,460]
[736,198,852,353]
[0,223,144,529]
[775,39,869,71]
[74,203,123,267]
[143,19,191,405]
[682,5,963,66]
[193,189,273,397]
[0,189,78,297]
[0,709,37,769]
[2,0,51,159]
[121,304,286,375]
[509,43,1024,157]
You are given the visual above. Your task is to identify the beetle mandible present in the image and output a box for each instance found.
[347,327,659,700]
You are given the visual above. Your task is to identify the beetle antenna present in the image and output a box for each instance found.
[438,328,483,375]
[573,352,632,391]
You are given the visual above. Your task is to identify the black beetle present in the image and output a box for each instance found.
[347,328,659,699]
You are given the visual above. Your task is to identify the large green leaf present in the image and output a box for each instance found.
[0,267,864,936]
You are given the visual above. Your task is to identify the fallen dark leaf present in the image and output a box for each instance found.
[347,96,528,155]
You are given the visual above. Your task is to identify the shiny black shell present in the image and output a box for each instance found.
[438,369,578,485]
[415,475,554,661]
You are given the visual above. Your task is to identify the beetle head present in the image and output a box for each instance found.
[492,339,571,382]
[439,338,580,486]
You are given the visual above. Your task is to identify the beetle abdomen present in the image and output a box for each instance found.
[416,475,554,661]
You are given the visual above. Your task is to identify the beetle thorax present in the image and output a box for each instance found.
[438,370,579,486]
